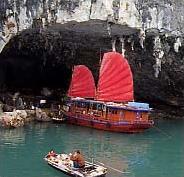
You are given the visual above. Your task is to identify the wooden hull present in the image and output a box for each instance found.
[47,161,106,177]
[64,113,154,133]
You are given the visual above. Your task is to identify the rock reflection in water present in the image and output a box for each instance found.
[0,127,25,147]
[31,122,50,130]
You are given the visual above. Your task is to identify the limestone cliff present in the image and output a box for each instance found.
[1,0,184,51]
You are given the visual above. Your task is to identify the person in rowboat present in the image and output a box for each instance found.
[46,149,57,158]
[69,150,85,168]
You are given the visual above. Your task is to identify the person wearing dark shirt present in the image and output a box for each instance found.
[70,150,85,168]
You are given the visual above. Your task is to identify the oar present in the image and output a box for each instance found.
[95,160,130,174]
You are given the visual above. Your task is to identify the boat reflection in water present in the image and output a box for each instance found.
[61,124,153,176]
[32,122,50,131]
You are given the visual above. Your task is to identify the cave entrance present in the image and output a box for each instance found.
[0,20,139,101]
[0,52,72,99]
[0,33,73,100]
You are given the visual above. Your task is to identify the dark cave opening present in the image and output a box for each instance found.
[0,20,138,97]
[0,35,74,98]
[0,54,72,96]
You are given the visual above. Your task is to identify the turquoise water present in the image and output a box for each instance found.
[0,119,184,177]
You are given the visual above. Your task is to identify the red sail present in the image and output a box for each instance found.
[68,65,96,98]
[96,52,134,102]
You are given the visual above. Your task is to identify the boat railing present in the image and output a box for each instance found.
[133,119,154,125]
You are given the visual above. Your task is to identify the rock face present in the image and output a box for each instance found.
[0,0,184,118]
[1,0,184,52]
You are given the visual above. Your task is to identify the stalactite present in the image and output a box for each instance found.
[112,38,116,52]
[128,36,134,51]
[106,14,114,37]
[174,37,182,53]
[42,52,47,66]
[120,37,125,56]
[106,22,111,37]
[131,40,134,51]
[153,36,164,78]
[50,44,53,53]
[139,29,146,49]
[41,17,47,28]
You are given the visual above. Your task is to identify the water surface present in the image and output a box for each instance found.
[0,119,184,177]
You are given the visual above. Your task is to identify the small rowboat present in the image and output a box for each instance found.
[44,153,107,177]
[52,117,65,123]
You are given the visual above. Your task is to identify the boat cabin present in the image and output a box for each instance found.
[66,98,151,124]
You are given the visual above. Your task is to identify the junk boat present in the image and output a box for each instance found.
[44,153,107,177]
[63,52,154,133]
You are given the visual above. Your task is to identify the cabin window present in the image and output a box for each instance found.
[102,105,106,111]
[136,112,141,119]
[107,108,111,113]
[92,103,97,110]
[73,102,76,106]
[79,102,82,108]
[76,102,85,108]
[111,110,117,114]
[81,102,86,108]
[86,103,90,111]
[97,104,102,110]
